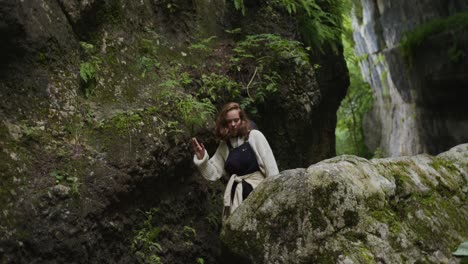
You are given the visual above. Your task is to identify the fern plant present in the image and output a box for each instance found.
[79,41,102,98]
[231,0,349,53]
[132,208,163,264]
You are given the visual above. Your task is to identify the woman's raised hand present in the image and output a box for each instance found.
[191,137,205,160]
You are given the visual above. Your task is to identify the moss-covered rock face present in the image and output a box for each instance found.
[0,0,348,262]
[221,144,468,263]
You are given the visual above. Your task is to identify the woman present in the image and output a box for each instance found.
[191,102,279,220]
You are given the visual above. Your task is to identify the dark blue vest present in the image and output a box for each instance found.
[224,132,260,202]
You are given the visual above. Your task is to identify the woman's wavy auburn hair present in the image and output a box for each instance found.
[215,102,251,141]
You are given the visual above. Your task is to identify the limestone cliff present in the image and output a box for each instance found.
[222,144,468,263]
[351,0,468,156]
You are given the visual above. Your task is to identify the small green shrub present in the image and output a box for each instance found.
[189,36,217,53]
[198,73,240,102]
[49,170,81,196]
[139,56,161,78]
[132,208,163,264]
[100,111,143,136]
[183,225,197,238]
[174,96,216,133]
[79,42,102,98]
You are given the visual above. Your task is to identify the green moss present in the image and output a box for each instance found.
[343,210,359,227]
[400,11,468,66]
[302,249,341,264]
[313,182,339,206]
[309,207,328,230]
[221,227,262,263]
[351,0,363,25]
[434,177,453,197]
[430,157,459,174]
[344,231,367,242]
[392,170,412,198]
[400,191,468,253]
[370,209,403,235]
[366,193,385,210]
[356,246,374,262]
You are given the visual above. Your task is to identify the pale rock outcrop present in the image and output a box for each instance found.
[221,144,468,263]
[352,0,468,156]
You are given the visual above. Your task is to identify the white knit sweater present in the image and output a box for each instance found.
[193,130,279,180]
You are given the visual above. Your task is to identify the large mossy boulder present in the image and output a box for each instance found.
[221,144,468,263]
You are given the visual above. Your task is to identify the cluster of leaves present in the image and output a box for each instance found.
[197,73,240,102]
[158,90,216,135]
[79,42,102,98]
[132,208,163,264]
[20,123,45,143]
[232,0,349,53]
[232,34,309,67]
[231,33,308,114]
[156,65,217,134]
[49,170,81,195]
[335,16,373,158]
[139,56,161,78]
[99,110,144,137]
[400,11,468,66]
[189,36,217,53]
[297,0,350,53]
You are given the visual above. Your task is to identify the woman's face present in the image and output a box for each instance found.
[225,109,241,136]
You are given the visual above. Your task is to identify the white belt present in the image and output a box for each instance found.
[223,171,264,219]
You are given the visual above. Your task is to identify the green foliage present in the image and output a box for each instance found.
[79,42,102,98]
[139,56,161,78]
[139,38,159,55]
[197,73,240,102]
[373,148,385,158]
[288,0,349,47]
[196,257,205,264]
[231,34,307,114]
[205,212,221,230]
[174,95,216,133]
[239,71,281,115]
[231,0,348,53]
[400,11,468,66]
[183,225,197,238]
[132,208,163,264]
[335,16,373,158]
[448,42,465,63]
[296,0,351,53]
[350,0,363,25]
[100,110,143,136]
[20,124,44,143]
[189,36,217,53]
[49,170,81,196]
[225,28,242,35]
[154,65,217,134]
[430,158,458,173]
[232,34,309,67]
[79,62,96,84]
[233,0,245,15]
